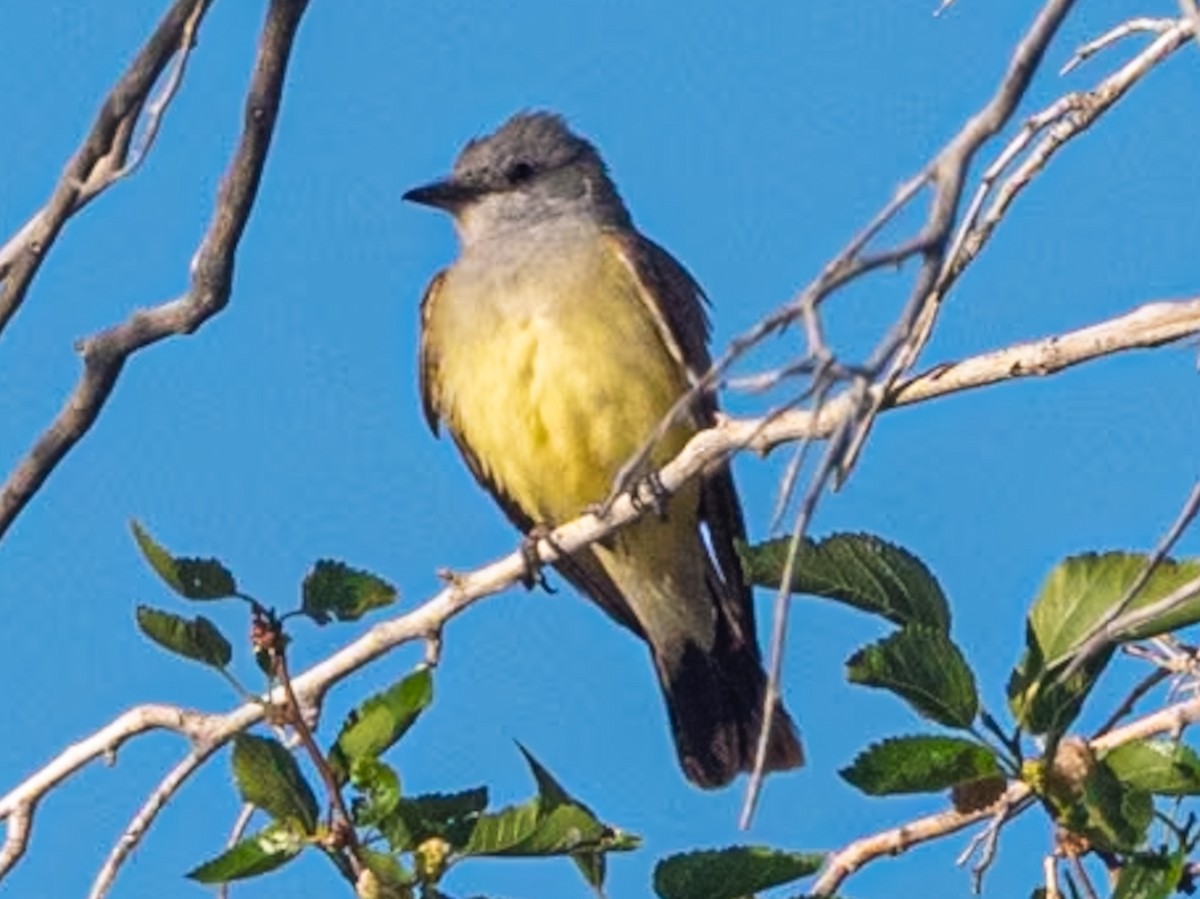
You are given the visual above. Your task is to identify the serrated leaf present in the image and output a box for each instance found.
[1112,849,1186,899]
[232,735,319,833]
[329,668,433,783]
[302,559,397,624]
[840,735,1001,796]
[1030,553,1200,670]
[653,846,824,899]
[131,521,237,600]
[846,626,978,728]
[446,744,640,899]
[459,748,637,888]
[1047,757,1153,854]
[135,606,231,669]
[740,533,949,631]
[1105,740,1200,796]
[377,787,489,852]
[186,820,305,883]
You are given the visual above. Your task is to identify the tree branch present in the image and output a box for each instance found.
[0,0,309,542]
[0,0,212,334]
[811,691,1200,896]
[2,292,1196,883]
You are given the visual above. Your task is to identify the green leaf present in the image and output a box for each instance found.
[739,533,949,631]
[135,606,232,669]
[573,850,605,893]
[329,668,433,782]
[1105,740,1200,796]
[377,787,489,852]
[846,626,978,728]
[518,741,574,808]
[1112,849,1186,899]
[186,821,305,883]
[1029,553,1200,670]
[459,747,638,895]
[1008,554,1200,738]
[350,758,402,827]
[653,846,824,899]
[460,798,542,856]
[1046,757,1153,854]
[232,735,319,833]
[302,560,397,624]
[840,735,1001,796]
[1007,621,1112,736]
[131,520,237,600]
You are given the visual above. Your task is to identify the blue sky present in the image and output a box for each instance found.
[2,2,1199,897]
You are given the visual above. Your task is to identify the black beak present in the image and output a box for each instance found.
[402,178,480,211]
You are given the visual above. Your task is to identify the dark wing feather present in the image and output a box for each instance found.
[606,230,758,648]
[417,269,644,636]
[417,271,447,435]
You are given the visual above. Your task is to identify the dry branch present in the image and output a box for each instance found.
[0,0,308,542]
[2,292,1196,887]
[811,692,1200,896]
[0,0,212,334]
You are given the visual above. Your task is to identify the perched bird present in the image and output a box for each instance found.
[405,111,802,788]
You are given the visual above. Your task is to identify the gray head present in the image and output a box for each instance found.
[404,112,632,245]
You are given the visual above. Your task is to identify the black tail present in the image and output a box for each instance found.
[657,638,804,790]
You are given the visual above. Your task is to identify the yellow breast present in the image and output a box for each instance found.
[428,234,695,524]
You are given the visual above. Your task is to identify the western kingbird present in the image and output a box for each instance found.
[405,111,802,788]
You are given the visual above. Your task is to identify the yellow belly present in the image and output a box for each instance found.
[432,238,695,524]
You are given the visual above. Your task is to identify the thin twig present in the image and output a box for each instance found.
[89,750,214,899]
[1045,855,1062,899]
[275,647,361,880]
[811,691,1200,896]
[1182,0,1200,51]
[1061,17,1177,74]
[2,295,1198,878]
[215,804,256,899]
[747,0,1082,819]
[0,0,213,334]
[1069,854,1102,899]
[1092,665,1172,737]
[1060,478,1200,679]
[0,0,309,542]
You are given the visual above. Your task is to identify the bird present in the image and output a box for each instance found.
[404,111,802,788]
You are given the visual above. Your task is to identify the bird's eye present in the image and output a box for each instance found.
[506,161,535,184]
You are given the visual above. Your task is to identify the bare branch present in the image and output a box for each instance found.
[0,0,310,542]
[1060,478,1200,680]
[811,690,1200,896]
[1060,17,1178,74]
[89,750,215,899]
[0,704,210,878]
[0,0,213,334]
[215,805,256,899]
[3,293,1196,879]
[948,18,1194,284]
[1182,0,1200,51]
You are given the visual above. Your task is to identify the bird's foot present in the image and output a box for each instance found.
[519,525,559,593]
[628,469,670,520]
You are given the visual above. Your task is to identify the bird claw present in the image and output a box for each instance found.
[629,470,669,520]
[520,526,558,593]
